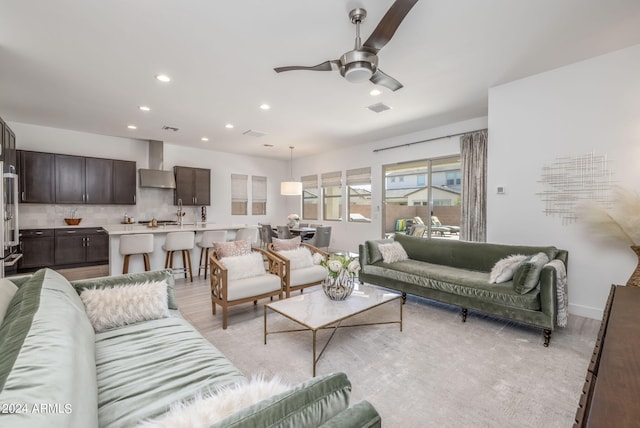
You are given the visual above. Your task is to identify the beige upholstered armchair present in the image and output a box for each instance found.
[209,247,284,329]
[268,240,328,298]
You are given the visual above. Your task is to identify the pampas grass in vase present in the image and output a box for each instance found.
[577,186,640,286]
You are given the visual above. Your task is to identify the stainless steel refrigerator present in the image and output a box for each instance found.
[1,164,20,277]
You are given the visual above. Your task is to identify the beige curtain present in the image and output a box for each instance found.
[460,130,488,242]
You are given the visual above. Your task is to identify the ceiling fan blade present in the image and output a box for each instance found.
[274,60,339,73]
[370,69,403,92]
[363,0,418,54]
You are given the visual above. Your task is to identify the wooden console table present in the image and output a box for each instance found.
[574,285,640,427]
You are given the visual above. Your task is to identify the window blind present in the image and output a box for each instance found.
[301,174,318,189]
[231,174,248,202]
[321,171,342,188]
[346,167,371,186]
[252,176,267,202]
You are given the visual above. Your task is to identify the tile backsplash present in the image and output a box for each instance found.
[19,188,203,228]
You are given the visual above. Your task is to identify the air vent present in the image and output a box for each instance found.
[243,129,267,138]
[162,125,180,132]
[366,102,391,113]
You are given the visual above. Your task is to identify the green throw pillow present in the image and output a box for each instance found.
[512,252,549,294]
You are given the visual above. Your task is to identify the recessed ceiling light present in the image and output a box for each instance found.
[127,125,137,130]
[138,106,151,112]
[259,103,271,110]
[155,74,171,83]
[369,89,382,96]
[201,137,209,142]
[225,123,234,129]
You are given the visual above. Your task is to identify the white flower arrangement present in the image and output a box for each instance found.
[321,254,361,280]
[287,214,300,221]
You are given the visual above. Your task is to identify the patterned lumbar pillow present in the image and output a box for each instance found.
[214,240,252,258]
[79,281,170,332]
[489,254,527,283]
[512,252,550,294]
[278,247,314,270]
[219,252,266,280]
[272,236,301,251]
[378,242,409,263]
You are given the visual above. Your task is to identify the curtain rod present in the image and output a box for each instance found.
[372,128,487,153]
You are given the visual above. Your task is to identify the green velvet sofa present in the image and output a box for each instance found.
[359,234,567,346]
[0,268,381,428]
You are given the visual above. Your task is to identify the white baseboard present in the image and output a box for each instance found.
[568,303,602,320]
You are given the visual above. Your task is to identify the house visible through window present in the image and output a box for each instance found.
[302,174,319,220]
[417,175,426,186]
[321,171,342,221]
[347,167,371,222]
[231,174,248,215]
[251,175,267,215]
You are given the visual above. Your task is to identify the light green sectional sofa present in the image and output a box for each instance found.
[359,234,567,346]
[0,268,380,428]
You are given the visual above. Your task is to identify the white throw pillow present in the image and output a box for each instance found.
[378,242,409,263]
[220,252,266,280]
[0,278,18,324]
[79,281,170,332]
[135,375,291,428]
[312,252,324,265]
[489,254,527,283]
[278,247,314,270]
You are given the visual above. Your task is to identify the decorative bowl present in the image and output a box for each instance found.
[64,218,82,226]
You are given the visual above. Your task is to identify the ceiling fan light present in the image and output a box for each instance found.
[344,62,373,83]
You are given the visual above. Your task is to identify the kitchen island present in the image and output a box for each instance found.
[103,223,259,276]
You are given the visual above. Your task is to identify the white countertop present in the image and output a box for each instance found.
[102,223,258,236]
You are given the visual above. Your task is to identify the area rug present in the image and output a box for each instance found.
[176,282,598,428]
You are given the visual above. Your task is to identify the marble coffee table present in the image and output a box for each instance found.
[264,283,402,376]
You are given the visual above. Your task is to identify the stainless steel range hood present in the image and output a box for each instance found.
[139,140,176,189]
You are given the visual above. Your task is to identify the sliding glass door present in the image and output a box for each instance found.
[382,155,461,239]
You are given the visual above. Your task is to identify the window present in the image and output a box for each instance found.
[302,174,319,220]
[446,171,462,187]
[321,171,342,221]
[383,155,461,238]
[231,174,247,215]
[251,176,267,215]
[347,167,371,222]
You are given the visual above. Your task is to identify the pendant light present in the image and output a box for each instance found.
[280,146,302,196]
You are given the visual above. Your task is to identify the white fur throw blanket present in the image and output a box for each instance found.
[135,375,291,428]
[547,259,568,328]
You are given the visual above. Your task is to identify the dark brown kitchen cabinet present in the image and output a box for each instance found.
[19,151,55,203]
[54,228,108,266]
[55,155,113,204]
[85,228,108,263]
[112,160,136,204]
[86,157,113,204]
[18,229,55,269]
[55,154,85,203]
[2,119,16,174]
[174,166,210,206]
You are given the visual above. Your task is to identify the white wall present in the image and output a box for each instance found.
[488,43,640,319]
[10,122,291,227]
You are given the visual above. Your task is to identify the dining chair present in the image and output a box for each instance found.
[307,226,331,250]
[277,225,293,239]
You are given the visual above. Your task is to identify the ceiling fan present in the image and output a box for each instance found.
[274,0,418,92]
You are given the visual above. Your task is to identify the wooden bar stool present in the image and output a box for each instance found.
[162,231,195,282]
[119,234,154,274]
[197,230,227,279]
